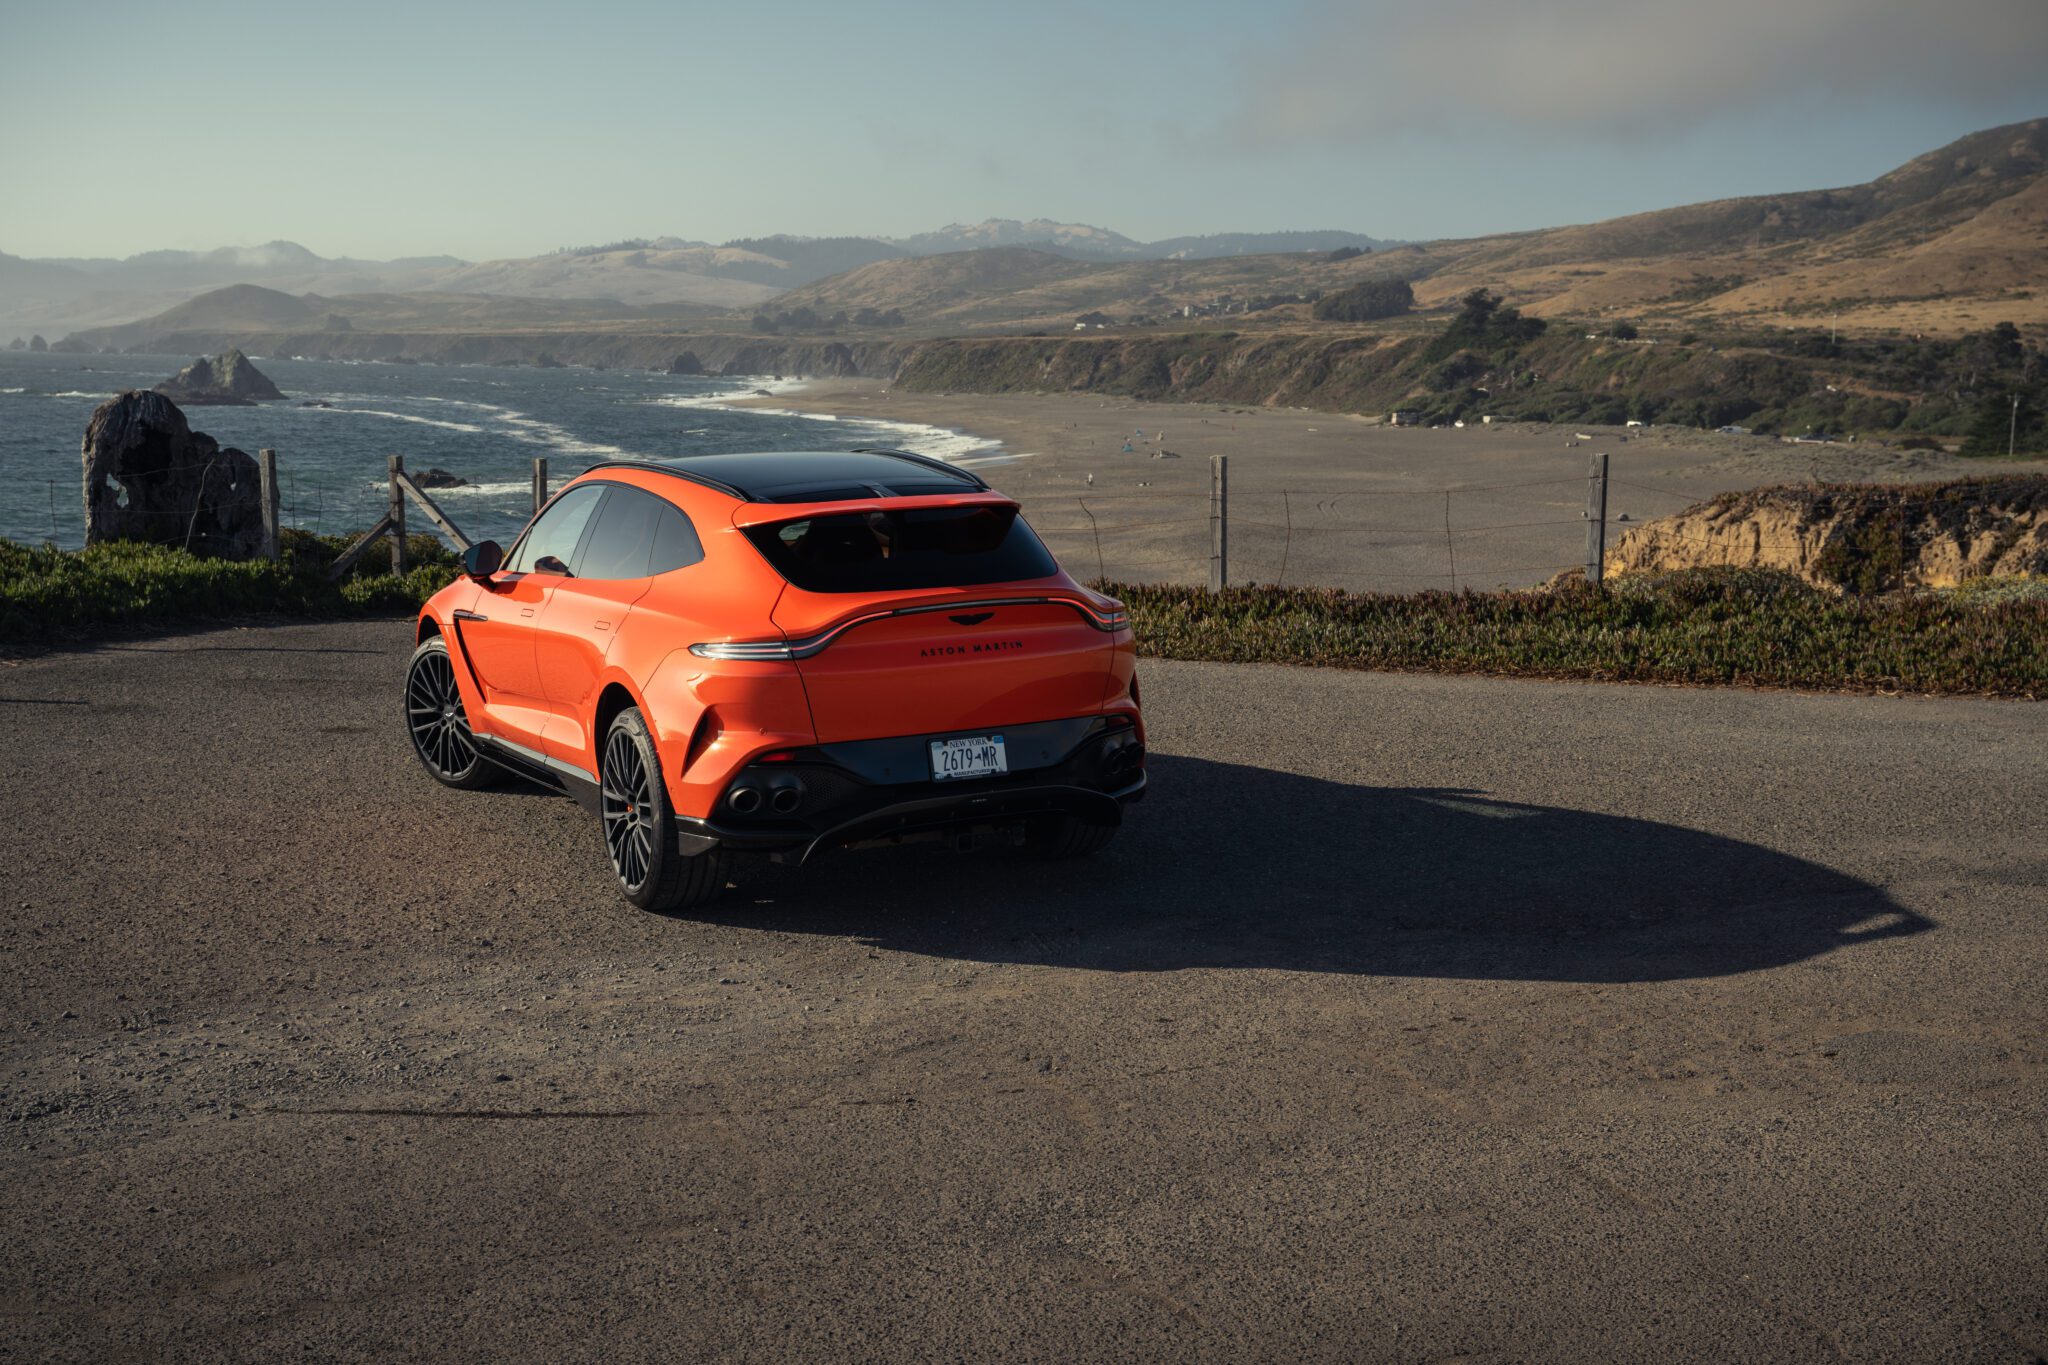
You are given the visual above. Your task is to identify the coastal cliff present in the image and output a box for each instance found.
[41,321,2039,446]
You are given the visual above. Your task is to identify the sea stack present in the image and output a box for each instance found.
[154,348,286,406]
[81,390,264,556]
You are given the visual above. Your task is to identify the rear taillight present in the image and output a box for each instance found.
[690,639,796,661]
[1085,603,1129,631]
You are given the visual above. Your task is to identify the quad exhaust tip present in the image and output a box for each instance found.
[768,774,805,814]
[729,774,806,817]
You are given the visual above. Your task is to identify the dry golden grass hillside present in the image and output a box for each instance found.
[769,119,2048,338]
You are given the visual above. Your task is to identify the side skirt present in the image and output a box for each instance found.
[472,734,604,816]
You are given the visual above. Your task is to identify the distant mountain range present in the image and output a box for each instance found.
[0,222,1392,336]
[766,119,2048,336]
[14,118,2044,349]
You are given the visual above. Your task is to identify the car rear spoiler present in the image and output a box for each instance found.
[728,490,1019,529]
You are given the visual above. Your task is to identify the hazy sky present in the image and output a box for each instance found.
[3,0,2043,261]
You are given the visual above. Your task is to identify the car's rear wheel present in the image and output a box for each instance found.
[1022,813,1118,859]
[404,636,496,789]
[602,706,729,912]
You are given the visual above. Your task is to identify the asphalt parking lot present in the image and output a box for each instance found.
[2,620,2043,1361]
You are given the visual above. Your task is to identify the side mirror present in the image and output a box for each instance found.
[461,540,504,580]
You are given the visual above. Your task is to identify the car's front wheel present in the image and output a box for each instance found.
[404,636,497,789]
[601,706,729,912]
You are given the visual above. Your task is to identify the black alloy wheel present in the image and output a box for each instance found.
[602,725,658,890]
[404,637,494,789]
[600,707,730,912]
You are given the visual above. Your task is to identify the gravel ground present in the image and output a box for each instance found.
[2,619,2043,1362]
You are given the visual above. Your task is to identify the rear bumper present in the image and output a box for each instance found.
[674,714,1145,863]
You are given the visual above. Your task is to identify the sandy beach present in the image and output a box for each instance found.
[740,381,2046,593]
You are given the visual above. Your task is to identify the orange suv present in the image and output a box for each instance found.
[405,449,1144,911]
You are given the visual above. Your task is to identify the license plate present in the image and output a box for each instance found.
[930,734,1008,782]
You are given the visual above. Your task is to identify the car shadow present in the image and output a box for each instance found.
[701,754,1931,983]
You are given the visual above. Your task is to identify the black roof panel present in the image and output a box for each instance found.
[589,449,988,503]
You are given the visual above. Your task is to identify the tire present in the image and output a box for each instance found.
[404,636,497,790]
[601,706,730,912]
[1022,813,1119,860]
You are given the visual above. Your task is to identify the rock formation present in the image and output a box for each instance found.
[81,391,264,557]
[29,335,48,352]
[6,337,22,351]
[1604,478,2048,589]
[155,348,286,405]
[666,352,704,375]
[415,468,470,489]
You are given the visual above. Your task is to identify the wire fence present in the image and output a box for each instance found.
[1010,462,1622,593]
[1004,452,1794,593]
[57,445,1749,594]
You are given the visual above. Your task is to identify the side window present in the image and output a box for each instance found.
[649,503,705,575]
[578,486,664,581]
[509,484,605,575]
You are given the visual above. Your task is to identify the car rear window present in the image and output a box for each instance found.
[744,505,1057,593]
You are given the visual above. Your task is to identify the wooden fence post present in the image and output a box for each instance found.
[1209,454,1229,592]
[258,448,280,563]
[325,514,395,581]
[532,457,549,516]
[1583,451,1610,586]
[392,467,474,552]
[389,454,408,575]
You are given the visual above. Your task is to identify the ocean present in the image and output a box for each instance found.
[0,350,1002,551]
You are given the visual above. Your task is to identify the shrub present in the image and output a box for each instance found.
[1312,278,1414,323]
[1105,569,2046,696]
[0,536,458,643]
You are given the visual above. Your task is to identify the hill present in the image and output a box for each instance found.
[0,225,1383,338]
[893,220,1147,258]
[429,245,782,309]
[1414,118,2048,331]
[54,285,728,355]
[757,245,1424,333]
[762,120,2048,336]
[24,118,2046,350]
[884,221,1391,262]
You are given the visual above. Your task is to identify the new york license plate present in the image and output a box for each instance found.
[930,735,1008,782]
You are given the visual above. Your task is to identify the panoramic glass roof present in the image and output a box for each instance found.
[635,450,987,503]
